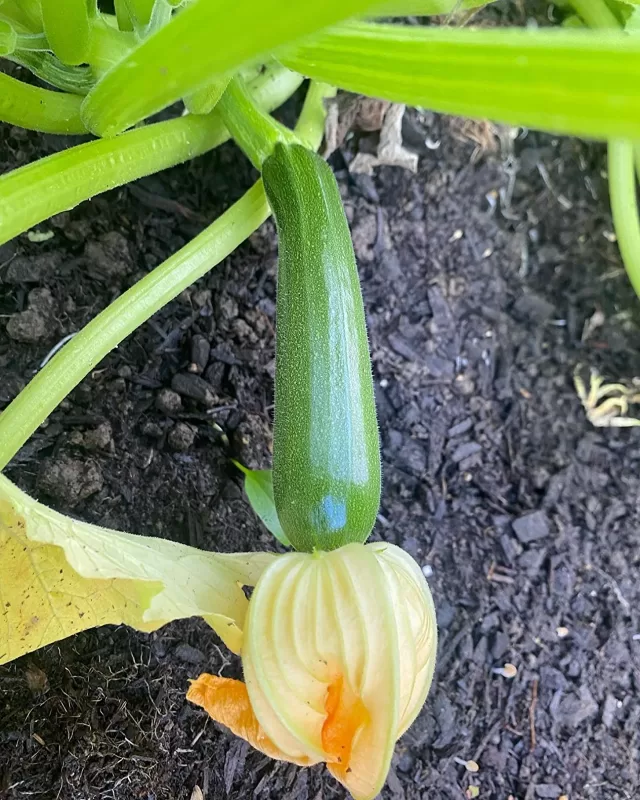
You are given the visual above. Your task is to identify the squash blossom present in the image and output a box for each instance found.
[188,541,437,800]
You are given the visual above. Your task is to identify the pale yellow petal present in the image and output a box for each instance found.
[244,543,401,800]
[370,542,437,735]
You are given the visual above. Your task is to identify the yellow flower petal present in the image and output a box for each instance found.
[187,674,315,767]
[189,542,437,800]
[242,543,413,800]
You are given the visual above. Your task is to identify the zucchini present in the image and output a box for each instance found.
[263,143,381,552]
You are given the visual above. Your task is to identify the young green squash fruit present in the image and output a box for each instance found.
[263,143,381,552]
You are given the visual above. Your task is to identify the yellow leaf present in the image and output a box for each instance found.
[0,474,276,665]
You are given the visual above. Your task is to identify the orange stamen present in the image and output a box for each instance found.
[321,674,369,775]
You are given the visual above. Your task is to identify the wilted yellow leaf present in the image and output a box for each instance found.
[0,475,276,665]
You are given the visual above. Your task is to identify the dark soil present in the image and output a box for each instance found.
[2,93,640,800]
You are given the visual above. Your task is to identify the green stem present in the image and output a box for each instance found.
[0,72,86,134]
[608,140,640,298]
[0,182,269,471]
[0,67,303,246]
[14,32,50,50]
[217,76,298,169]
[572,0,640,301]
[80,0,378,137]
[0,80,331,470]
[294,81,336,151]
[87,17,135,76]
[0,0,42,30]
[8,50,95,94]
[570,0,619,27]
[0,19,17,54]
[128,0,156,28]
[41,0,92,65]
[114,0,134,31]
[185,77,231,116]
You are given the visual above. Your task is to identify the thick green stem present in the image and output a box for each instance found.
[0,183,270,471]
[0,72,86,134]
[0,80,331,470]
[608,140,640,298]
[0,67,303,246]
[217,76,298,169]
[570,0,619,27]
[41,0,92,65]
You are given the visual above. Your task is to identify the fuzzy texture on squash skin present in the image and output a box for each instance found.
[263,143,381,552]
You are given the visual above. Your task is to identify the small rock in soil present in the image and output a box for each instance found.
[6,287,55,342]
[82,422,113,452]
[451,441,482,464]
[397,439,427,474]
[38,456,103,506]
[204,361,226,391]
[601,693,619,728]
[5,252,63,283]
[492,631,510,660]
[85,231,132,281]
[156,387,183,415]
[28,287,55,315]
[168,422,196,452]
[447,417,474,438]
[555,685,598,728]
[513,292,556,323]
[6,308,48,342]
[535,785,563,799]
[519,547,547,577]
[171,373,217,407]
[173,643,205,665]
[512,510,550,543]
[189,334,210,374]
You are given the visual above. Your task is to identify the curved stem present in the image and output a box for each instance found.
[608,139,640,298]
[0,67,303,246]
[218,76,298,169]
[0,72,86,134]
[7,50,95,94]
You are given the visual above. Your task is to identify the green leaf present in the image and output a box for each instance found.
[233,462,291,547]
[81,0,380,137]
[0,474,276,664]
[283,22,640,141]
